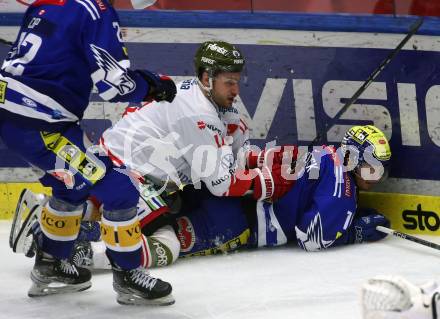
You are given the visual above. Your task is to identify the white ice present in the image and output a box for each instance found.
[0,220,439,319]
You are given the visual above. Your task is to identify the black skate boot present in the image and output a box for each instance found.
[28,247,92,297]
[112,264,174,306]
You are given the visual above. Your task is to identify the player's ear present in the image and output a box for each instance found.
[200,71,210,87]
[343,150,350,166]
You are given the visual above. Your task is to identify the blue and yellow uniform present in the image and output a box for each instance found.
[0,0,155,268]
[261,147,357,251]
[175,146,387,256]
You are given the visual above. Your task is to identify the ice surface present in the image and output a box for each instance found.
[0,221,438,319]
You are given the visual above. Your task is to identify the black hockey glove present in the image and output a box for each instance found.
[137,70,177,103]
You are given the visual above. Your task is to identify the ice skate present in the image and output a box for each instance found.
[28,247,92,297]
[112,265,174,306]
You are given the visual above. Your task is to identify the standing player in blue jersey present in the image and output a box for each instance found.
[0,0,176,305]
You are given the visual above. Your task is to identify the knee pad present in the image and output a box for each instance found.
[49,196,83,212]
[40,197,83,241]
[91,169,139,212]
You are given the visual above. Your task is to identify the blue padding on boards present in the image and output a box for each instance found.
[1,12,440,35]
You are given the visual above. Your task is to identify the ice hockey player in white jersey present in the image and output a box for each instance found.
[99,40,295,226]
[10,40,297,272]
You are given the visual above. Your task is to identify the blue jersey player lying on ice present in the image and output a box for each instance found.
[13,125,392,269]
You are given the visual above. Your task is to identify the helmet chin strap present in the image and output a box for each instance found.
[197,76,222,111]
[196,76,212,96]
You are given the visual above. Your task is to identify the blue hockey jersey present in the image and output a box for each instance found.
[253,146,358,251]
[0,0,150,130]
[173,146,359,256]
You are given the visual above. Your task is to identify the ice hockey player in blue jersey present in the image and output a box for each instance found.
[49,124,392,268]
[173,124,392,255]
[250,124,391,251]
[1,0,176,305]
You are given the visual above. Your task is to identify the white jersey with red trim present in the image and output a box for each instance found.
[101,78,250,195]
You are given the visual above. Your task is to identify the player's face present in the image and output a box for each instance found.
[211,72,241,108]
[353,163,386,191]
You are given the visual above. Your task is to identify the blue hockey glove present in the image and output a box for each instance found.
[77,221,101,242]
[136,70,177,103]
[348,213,390,244]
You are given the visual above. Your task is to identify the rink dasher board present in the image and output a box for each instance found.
[359,192,440,236]
[0,26,439,185]
[0,25,440,223]
[1,182,439,238]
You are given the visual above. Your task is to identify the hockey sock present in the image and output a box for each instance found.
[101,208,142,270]
[39,198,83,259]
[140,225,180,268]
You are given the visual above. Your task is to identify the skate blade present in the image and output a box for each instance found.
[28,277,92,297]
[116,293,175,306]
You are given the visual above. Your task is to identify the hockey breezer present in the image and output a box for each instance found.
[311,17,424,146]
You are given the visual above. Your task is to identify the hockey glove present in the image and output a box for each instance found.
[77,221,101,242]
[348,213,390,244]
[136,70,177,103]
[252,164,295,201]
[226,164,294,201]
[246,145,298,169]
